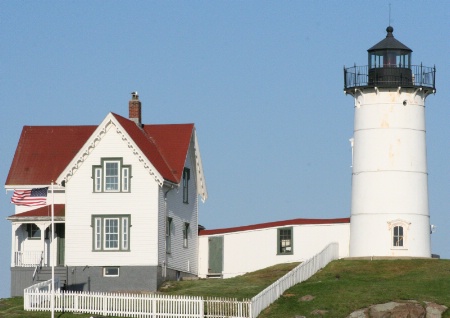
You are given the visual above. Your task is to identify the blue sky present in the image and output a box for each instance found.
[1,1,449,298]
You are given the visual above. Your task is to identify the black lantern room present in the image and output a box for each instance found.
[367,26,412,86]
[344,26,435,93]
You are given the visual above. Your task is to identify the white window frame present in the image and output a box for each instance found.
[183,168,190,203]
[104,218,120,250]
[122,217,129,250]
[92,215,130,252]
[122,167,130,192]
[104,161,119,192]
[166,217,172,254]
[103,267,120,277]
[26,223,41,240]
[94,168,102,192]
[183,222,189,248]
[387,219,411,250]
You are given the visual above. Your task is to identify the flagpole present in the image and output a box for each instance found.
[51,181,55,318]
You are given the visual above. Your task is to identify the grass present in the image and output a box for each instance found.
[1,259,450,317]
[160,262,299,299]
[258,259,450,317]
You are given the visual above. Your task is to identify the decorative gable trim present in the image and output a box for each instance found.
[57,113,164,186]
[193,129,208,202]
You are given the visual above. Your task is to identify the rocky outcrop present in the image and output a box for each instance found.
[347,301,447,318]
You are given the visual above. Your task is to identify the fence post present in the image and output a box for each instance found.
[200,297,204,318]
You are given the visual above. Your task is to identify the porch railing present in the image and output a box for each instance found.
[14,251,45,267]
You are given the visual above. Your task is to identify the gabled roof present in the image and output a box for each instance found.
[199,217,350,236]
[112,113,193,184]
[7,204,65,221]
[6,126,96,186]
[6,113,206,199]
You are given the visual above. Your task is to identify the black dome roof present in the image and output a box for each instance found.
[368,26,412,52]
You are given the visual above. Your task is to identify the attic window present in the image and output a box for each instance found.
[183,168,190,203]
[93,158,131,193]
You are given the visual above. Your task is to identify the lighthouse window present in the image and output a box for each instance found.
[393,226,404,247]
[277,227,293,255]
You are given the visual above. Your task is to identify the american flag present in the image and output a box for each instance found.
[11,187,48,207]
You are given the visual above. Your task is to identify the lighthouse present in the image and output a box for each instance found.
[344,26,436,258]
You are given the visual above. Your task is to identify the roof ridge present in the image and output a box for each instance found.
[111,113,177,182]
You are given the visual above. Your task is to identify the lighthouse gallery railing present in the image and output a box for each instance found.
[344,64,435,90]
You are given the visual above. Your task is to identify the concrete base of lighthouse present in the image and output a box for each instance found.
[349,213,431,258]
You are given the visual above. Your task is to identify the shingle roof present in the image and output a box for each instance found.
[6,114,195,186]
[6,126,96,186]
[199,217,351,235]
[7,204,65,220]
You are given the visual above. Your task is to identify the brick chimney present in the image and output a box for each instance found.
[129,91,142,126]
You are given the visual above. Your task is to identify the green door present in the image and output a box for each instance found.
[208,236,223,274]
[56,224,65,266]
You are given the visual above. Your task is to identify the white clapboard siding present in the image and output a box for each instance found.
[164,144,199,274]
[65,126,160,266]
[198,222,349,278]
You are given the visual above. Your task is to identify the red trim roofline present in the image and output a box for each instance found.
[199,217,350,236]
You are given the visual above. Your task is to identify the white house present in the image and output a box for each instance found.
[6,92,207,296]
[198,218,350,278]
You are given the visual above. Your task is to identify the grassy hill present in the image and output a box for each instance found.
[257,259,450,317]
[1,259,449,317]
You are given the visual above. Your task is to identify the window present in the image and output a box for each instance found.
[166,217,172,253]
[92,215,130,251]
[393,226,404,247]
[105,218,119,249]
[93,158,131,193]
[183,222,190,248]
[103,267,119,277]
[277,227,293,255]
[105,162,119,191]
[26,224,41,239]
[183,168,190,203]
[388,219,410,249]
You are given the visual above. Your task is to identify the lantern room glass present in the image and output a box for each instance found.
[369,50,411,69]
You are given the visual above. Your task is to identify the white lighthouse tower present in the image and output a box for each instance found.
[344,26,436,258]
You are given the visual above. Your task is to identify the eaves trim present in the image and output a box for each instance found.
[56,113,164,186]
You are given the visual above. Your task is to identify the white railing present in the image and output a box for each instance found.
[14,251,45,267]
[23,243,338,318]
[250,242,339,318]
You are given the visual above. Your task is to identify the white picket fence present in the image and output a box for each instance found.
[250,242,339,318]
[25,291,250,318]
[23,242,338,318]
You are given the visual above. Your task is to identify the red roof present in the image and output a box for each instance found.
[199,217,350,235]
[6,114,194,186]
[6,126,96,186]
[8,204,65,219]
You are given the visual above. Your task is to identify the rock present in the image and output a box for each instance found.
[425,302,448,318]
[347,301,447,318]
[347,309,369,318]
[299,295,315,301]
[311,309,328,315]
